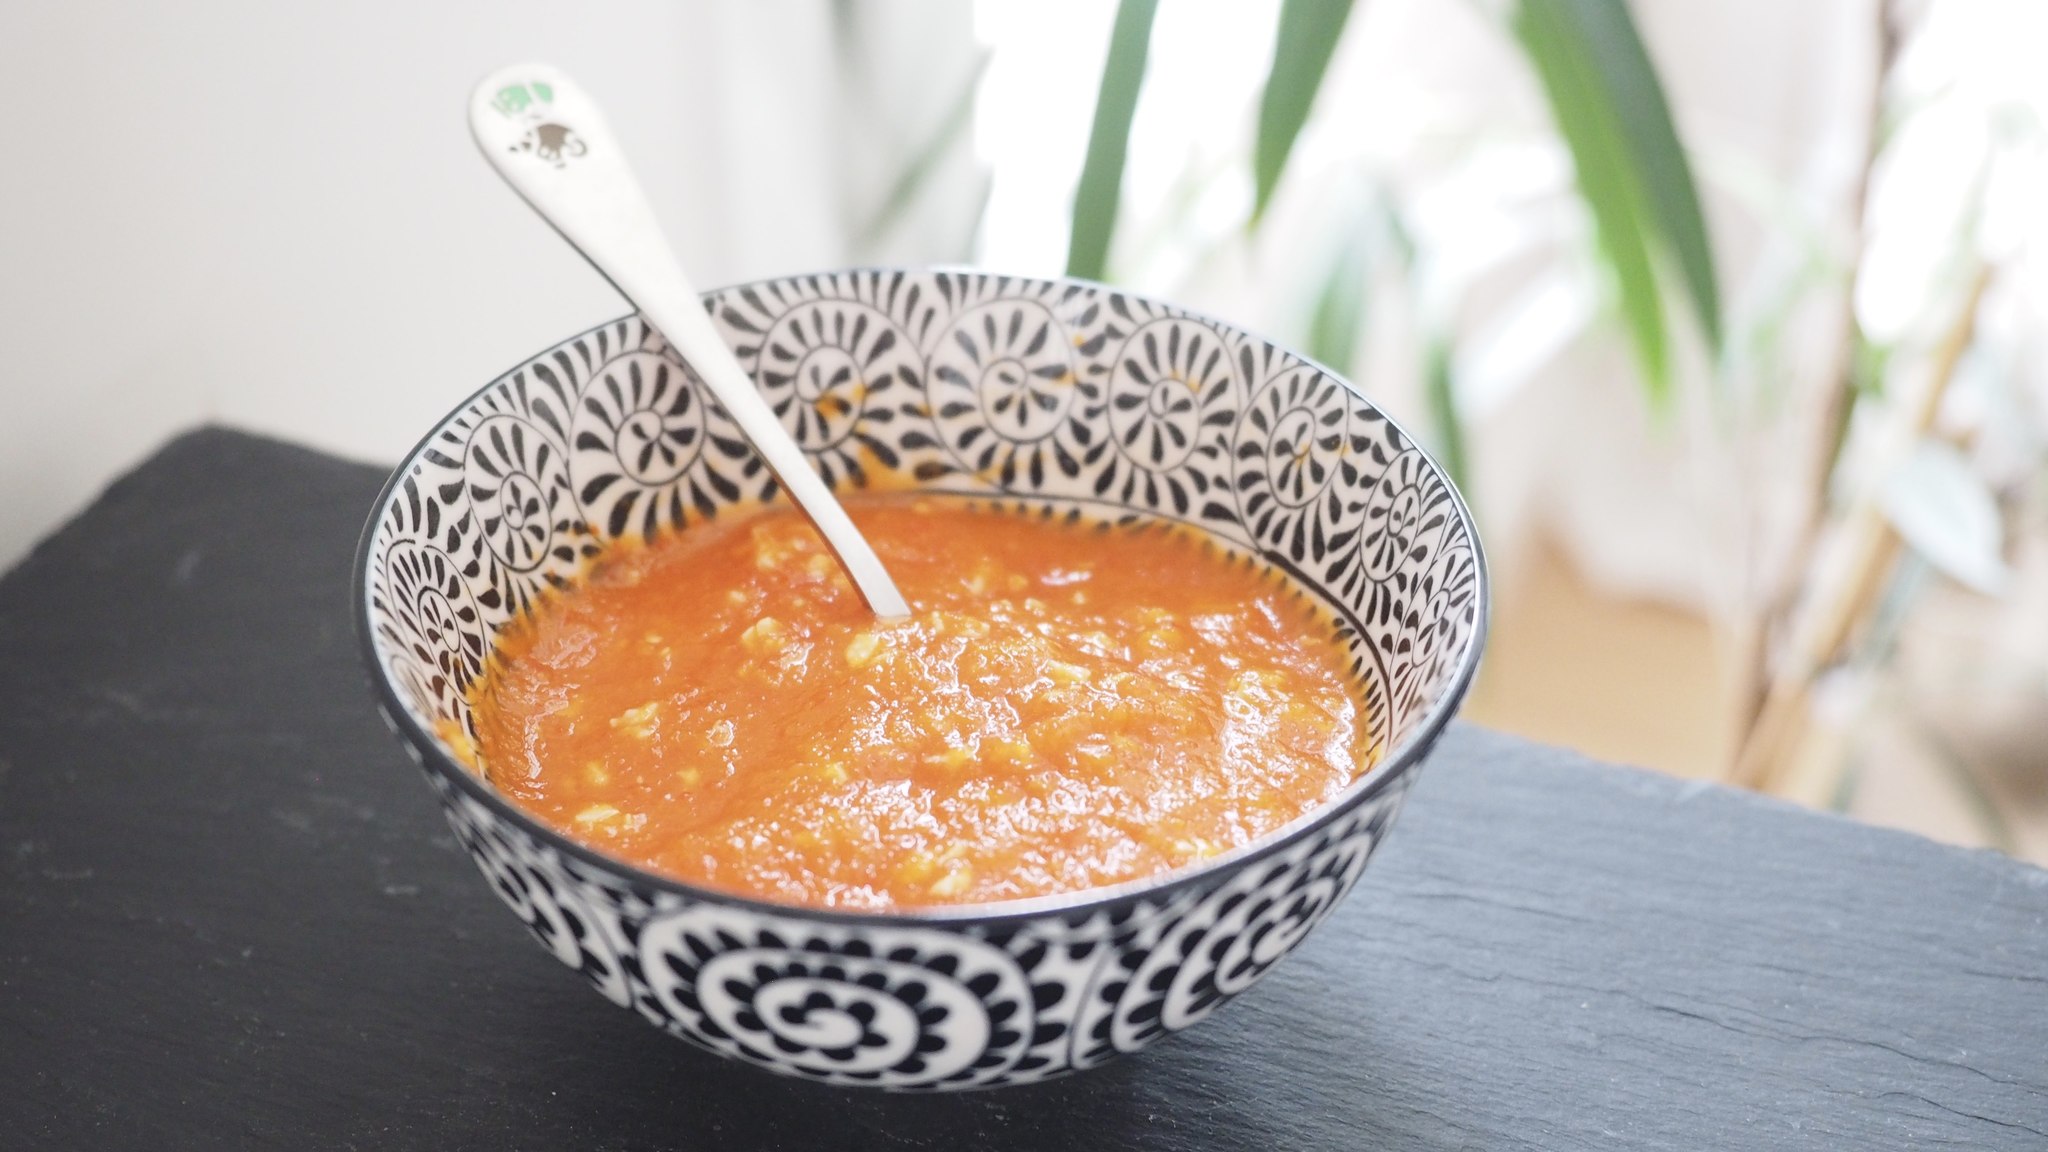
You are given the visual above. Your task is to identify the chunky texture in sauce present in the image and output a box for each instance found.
[464,498,1370,909]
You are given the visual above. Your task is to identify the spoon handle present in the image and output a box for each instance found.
[467,63,911,620]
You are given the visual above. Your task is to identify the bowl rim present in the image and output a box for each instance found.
[353,266,1490,928]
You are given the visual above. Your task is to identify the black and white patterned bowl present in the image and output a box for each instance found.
[354,269,1486,1090]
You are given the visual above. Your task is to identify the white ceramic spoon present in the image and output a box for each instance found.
[467,62,911,620]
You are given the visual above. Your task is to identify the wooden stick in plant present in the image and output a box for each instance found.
[1733,264,1993,794]
[1727,0,1906,760]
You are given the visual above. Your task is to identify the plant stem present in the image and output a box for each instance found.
[1729,0,1903,758]
[1734,264,1992,792]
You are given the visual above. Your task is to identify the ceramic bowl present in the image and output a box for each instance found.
[354,269,1486,1090]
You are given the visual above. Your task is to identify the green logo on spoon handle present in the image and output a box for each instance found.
[493,79,584,168]
[490,80,555,118]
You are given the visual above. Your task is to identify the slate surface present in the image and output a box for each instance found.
[1,427,2044,1151]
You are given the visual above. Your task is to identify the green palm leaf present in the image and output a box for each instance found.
[1306,229,1371,376]
[1304,189,1384,375]
[1513,0,1721,404]
[1424,330,1470,496]
[1066,0,1160,281]
[1253,0,1357,226]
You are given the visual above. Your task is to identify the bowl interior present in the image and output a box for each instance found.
[361,269,1484,882]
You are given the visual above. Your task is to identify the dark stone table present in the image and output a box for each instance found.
[3,428,2044,1150]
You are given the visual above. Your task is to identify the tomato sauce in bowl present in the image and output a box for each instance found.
[461,497,1372,910]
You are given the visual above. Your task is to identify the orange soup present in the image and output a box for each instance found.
[462,497,1372,909]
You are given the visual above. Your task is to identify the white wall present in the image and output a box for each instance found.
[0,1,976,566]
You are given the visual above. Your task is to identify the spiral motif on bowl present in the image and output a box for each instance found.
[568,351,707,537]
[462,414,573,574]
[1391,534,1480,726]
[376,538,483,719]
[756,300,919,460]
[1107,318,1235,474]
[1110,822,1383,1052]
[1358,448,1444,583]
[928,300,1084,490]
[1232,364,1361,568]
[639,905,1034,1087]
